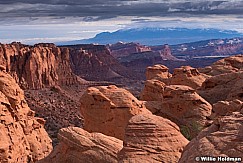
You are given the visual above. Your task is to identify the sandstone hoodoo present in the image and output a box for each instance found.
[0,43,78,89]
[145,64,207,89]
[163,85,212,138]
[141,84,212,139]
[0,70,52,162]
[179,111,243,163]
[39,127,123,163]
[170,66,207,89]
[118,114,189,163]
[80,85,150,140]
[145,64,171,84]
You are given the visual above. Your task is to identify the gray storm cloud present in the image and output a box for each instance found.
[1,0,243,44]
[0,0,242,20]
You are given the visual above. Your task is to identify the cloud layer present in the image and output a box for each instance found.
[0,0,243,44]
[0,0,243,20]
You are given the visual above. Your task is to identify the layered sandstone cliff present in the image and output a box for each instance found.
[118,44,179,63]
[67,44,137,81]
[171,41,243,58]
[109,42,151,58]
[0,42,78,89]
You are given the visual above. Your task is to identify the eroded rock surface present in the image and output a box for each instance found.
[170,66,207,89]
[68,44,137,81]
[80,85,150,140]
[109,42,151,58]
[0,43,78,89]
[142,84,212,139]
[145,65,207,89]
[140,79,165,101]
[118,114,189,163]
[0,70,52,163]
[199,54,243,76]
[39,127,123,163]
[179,111,243,163]
[210,100,243,119]
[145,64,171,83]
[161,85,212,139]
[199,71,243,104]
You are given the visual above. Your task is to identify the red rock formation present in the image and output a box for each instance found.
[199,71,243,104]
[214,43,243,55]
[170,66,208,89]
[0,42,78,89]
[162,85,212,139]
[118,114,189,163]
[109,42,151,58]
[199,54,243,76]
[159,44,178,60]
[145,64,171,84]
[145,65,207,89]
[118,44,179,63]
[141,84,212,139]
[210,100,243,119]
[171,42,243,58]
[140,79,165,101]
[67,44,137,81]
[39,127,123,163]
[179,111,243,163]
[0,70,52,162]
[80,85,150,140]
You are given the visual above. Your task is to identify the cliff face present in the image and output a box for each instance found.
[0,42,78,89]
[116,44,179,63]
[67,44,137,81]
[108,42,151,58]
[0,70,52,163]
[115,44,180,79]
[171,41,243,58]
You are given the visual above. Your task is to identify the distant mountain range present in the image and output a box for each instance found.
[58,28,243,46]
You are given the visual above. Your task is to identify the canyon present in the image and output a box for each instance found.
[0,41,242,162]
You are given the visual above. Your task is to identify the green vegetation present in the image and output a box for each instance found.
[180,121,204,140]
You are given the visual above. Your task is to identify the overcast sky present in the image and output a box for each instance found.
[0,0,243,44]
